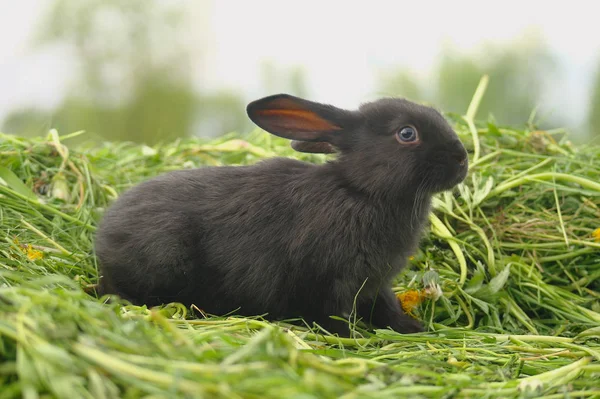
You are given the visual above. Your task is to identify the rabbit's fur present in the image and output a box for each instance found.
[95,94,468,335]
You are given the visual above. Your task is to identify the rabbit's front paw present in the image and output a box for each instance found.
[388,313,424,334]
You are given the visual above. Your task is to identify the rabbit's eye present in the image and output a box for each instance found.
[396,126,419,144]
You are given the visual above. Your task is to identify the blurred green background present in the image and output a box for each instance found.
[1,0,599,145]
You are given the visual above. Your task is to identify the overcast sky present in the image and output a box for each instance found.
[1,0,599,133]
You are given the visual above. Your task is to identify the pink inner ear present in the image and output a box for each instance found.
[256,109,342,133]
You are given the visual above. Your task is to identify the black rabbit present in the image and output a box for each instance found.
[95,94,468,335]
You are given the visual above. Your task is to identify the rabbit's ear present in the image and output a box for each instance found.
[247,94,353,142]
[290,140,336,154]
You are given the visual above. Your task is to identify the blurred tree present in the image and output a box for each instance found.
[260,61,309,99]
[437,39,558,126]
[588,64,600,137]
[2,0,249,144]
[194,92,249,137]
[2,109,54,138]
[377,69,424,102]
[377,34,560,128]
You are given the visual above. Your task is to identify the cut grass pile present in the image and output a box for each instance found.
[1,87,599,398]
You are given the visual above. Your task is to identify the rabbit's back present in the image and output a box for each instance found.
[95,158,337,313]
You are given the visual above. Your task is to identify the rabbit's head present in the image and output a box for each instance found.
[247,94,468,196]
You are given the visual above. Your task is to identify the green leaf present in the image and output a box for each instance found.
[469,296,490,315]
[422,269,440,286]
[0,166,38,201]
[464,264,486,294]
[488,263,512,295]
[487,122,502,137]
[575,326,600,341]
[472,175,495,207]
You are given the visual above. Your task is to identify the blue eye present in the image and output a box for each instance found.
[396,126,418,143]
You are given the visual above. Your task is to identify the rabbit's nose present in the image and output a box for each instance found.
[449,140,468,166]
[452,152,467,166]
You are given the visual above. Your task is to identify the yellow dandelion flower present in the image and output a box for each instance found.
[26,245,44,261]
[593,228,600,242]
[396,289,426,317]
[13,238,44,261]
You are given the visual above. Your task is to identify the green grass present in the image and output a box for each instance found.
[1,84,599,398]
